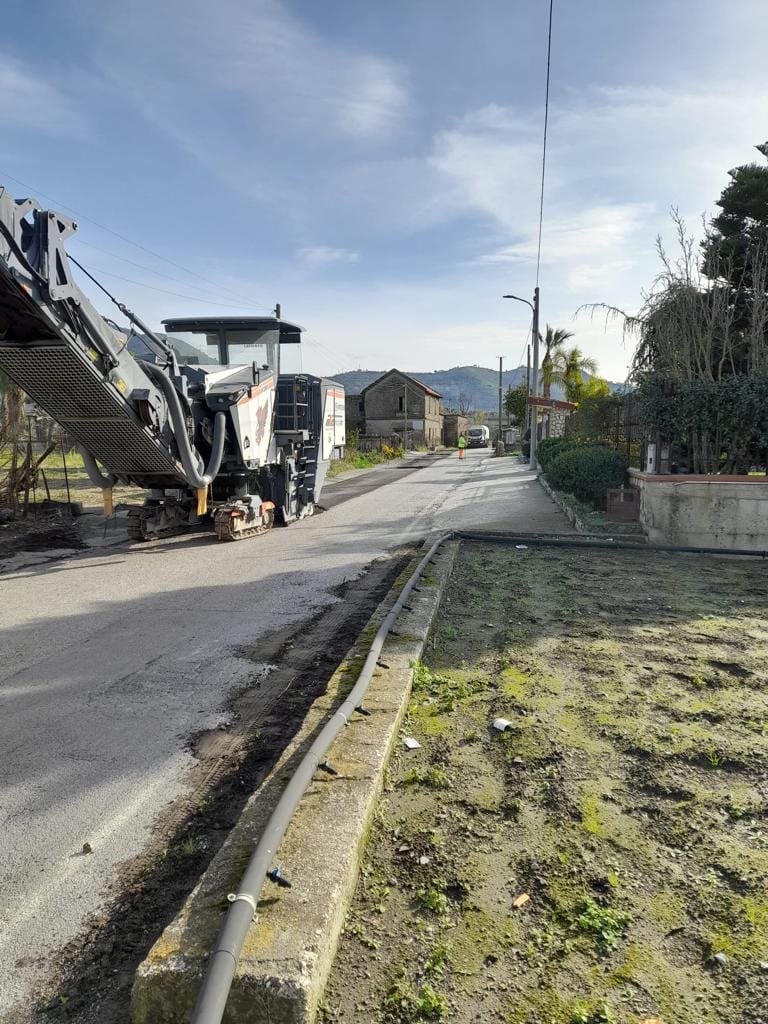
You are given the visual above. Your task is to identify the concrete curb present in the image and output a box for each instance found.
[537,474,591,533]
[537,474,646,541]
[132,538,461,1024]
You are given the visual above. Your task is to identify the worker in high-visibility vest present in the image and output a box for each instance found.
[457,433,467,460]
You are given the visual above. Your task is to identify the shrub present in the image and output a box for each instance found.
[546,445,626,507]
[536,437,579,472]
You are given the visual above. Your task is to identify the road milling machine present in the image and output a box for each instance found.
[0,187,345,540]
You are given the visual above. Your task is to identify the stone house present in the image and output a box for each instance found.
[362,369,442,447]
[442,412,470,448]
[345,393,365,435]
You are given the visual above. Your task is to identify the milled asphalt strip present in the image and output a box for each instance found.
[132,539,461,1024]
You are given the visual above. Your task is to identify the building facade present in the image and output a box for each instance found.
[442,413,470,447]
[345,393,365,435]
[362,369,442,448]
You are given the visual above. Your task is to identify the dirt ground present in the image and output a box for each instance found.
[323,541,768,1024]
[0,511,85,557]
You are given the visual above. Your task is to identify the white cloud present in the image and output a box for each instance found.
[85,0,409,206]
[297,246,360,266]
[0,52,86,136]
[480,204,651,264]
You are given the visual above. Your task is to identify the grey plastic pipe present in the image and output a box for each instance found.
[453,530,768,559]
[189,532,452,1024]
[78,447,116,490]
[139,360,226,488]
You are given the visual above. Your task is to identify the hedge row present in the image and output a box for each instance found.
[538,438,626,508]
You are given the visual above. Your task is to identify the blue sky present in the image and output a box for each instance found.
[2,0,768,380]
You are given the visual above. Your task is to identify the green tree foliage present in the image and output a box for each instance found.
[546,445,626,508]
[636,372,768,474]
[551,345,599,404]
[504,380,528,424]
[702,142,768,294]
[535,436,578,472]
[540,325,574,398]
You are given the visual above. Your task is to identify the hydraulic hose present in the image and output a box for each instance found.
[78,447,116,490]
[189,533,452,1024]
[452,530,768,559]
[139,360,226,488]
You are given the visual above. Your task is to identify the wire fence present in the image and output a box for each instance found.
[564,394,644,469]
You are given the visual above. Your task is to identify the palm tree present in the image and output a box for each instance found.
[553,345,599,404]
[539,325,574,398]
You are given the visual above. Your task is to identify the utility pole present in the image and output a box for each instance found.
[530,286,541,465]
[403,381,408,451]
[497,356,503,446]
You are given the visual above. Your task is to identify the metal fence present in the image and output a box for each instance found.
[564,394,644,469]
[0,428,85,515]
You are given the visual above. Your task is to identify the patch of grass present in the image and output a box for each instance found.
[402,766,451,789]
[177,836,201,858]
[581,793,604,837]
[575,898,632,953]
[417,885,451,917]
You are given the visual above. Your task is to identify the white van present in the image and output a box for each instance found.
[467,425,490,448]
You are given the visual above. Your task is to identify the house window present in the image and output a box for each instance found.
[398,396,404,412]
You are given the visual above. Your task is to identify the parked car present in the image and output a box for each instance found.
[467,425,490,448]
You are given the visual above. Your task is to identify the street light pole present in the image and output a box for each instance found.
[530,285,540,465]
[502,289,540,463]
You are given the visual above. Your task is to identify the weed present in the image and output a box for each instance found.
[418,885,450,916]
[575,898,631,952]
[383,979,447,1021]
[345,917,380,949]
[402,767,451,790]
[424,944,450,976]
[570,1000,613,1024]
[428,829,445,849]
[416,985,448,1018]
[177,836,200,858]
[704,746,724,768]
[441,625,458,640]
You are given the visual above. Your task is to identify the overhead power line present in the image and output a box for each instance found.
[70,260,256,311]
[0,168,272,312]
[535,0,554,288]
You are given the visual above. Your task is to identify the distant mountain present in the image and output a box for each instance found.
[330,365,622,411]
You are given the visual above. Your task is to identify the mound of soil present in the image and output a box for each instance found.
[0,512,84,557]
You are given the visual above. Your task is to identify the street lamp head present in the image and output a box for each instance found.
[502,293,535,312]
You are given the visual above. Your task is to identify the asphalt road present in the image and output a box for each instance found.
[0,450,570,1017]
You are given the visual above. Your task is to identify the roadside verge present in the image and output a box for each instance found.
[132,538,460,1024]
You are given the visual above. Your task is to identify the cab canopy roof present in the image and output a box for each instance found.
[161,316,304,344]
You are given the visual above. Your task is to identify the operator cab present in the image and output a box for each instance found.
[161,316,303,374]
